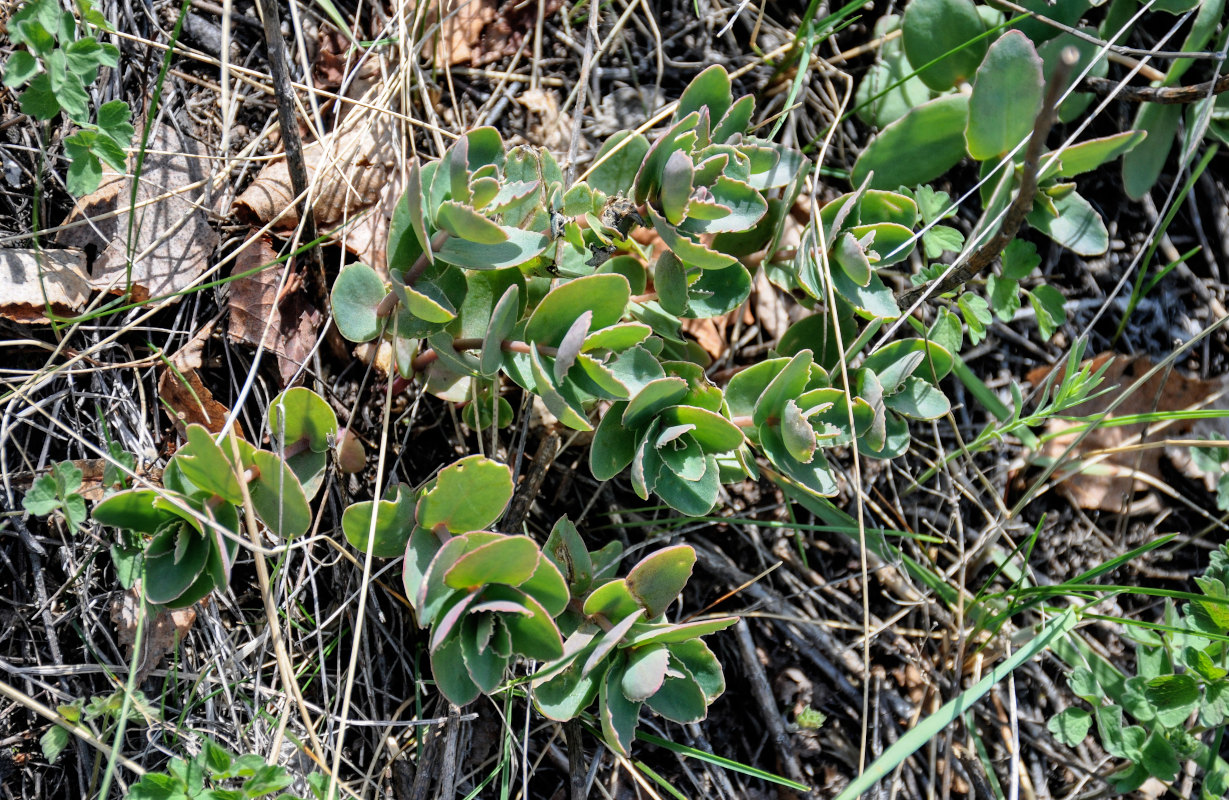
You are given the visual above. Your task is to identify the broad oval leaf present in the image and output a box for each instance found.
[416,455,514,534]
[525,273,631,347]
[435,201,508,244]
[852,94,970,190]
[626,545,695,619]
[444,535,541,589]
[342,486,416,558]
[966,31,1043,161]
[902,0,988,91]
[622,645,671,702]
[331,262,387,343]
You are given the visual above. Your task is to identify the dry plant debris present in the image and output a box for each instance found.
[157,319,244,438]
[0,247,90,322]
[226,233,322,386]
[56,121,216,302]
[1030,353,1229,512]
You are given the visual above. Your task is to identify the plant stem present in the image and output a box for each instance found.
[408,339,558,373]
[895,47,1077,310]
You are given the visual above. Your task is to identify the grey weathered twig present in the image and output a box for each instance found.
[895,49,1078,311]
[253,0,323,297]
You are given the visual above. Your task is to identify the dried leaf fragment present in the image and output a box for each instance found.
[158,320,244,438]
[1030,353,1228,512]
[0,247,90,322]
[226,234,322,386]
[57,122,216,302]
[110,587,196,683]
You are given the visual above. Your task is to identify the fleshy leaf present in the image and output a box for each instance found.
[621,645,671,702]
[626,545,695,619]
[331,263,387,343]
[416,456,514,534]
[342,484,417,557]
[852,94,970,190]
[966,31,1043,160]
[444,535,541,589]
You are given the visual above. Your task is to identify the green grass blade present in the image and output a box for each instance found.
[834,610,1077,800]
[634,731,811,792]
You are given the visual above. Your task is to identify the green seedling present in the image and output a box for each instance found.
[3,0,135,195]
[23,460,88,533]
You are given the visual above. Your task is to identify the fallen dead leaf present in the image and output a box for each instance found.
[158,320,245,438]
[227,234,322,386]
[57,122,217,303]
[1030,353,1229,513]
[0,247,91,323]
[110,587,196,683]
[519,87,573,151]
[234,111,400,274]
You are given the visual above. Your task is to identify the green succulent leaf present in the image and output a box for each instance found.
[175,426,244,506]
[431,631,482,706]
[237,444,311,539]
[1026,190,1108,256]
[668,639,726,702]
[144,521,211,606]
[902,0,988,91]
[621,645,671,702]
[852,94,970,190]
[416,456,514,534]
[600,660,641,755]
[591,403,637,481]
[444,535,541,589]
[966,31,1043,161]
[526,273,631,347]
[342,484,416,557]
[331,263,387,343]
[435,227,551,271]
[626,545,695,619]
[645,668,708,724]
[588,131,651,197]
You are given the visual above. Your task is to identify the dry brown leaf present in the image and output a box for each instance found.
[682,315,729,361]
[752,267,790,342]
[110,587,196,683]
[158,320,245,438]
[519,88,573,151]
[57,122,216,303]
[0,247,91,322]
[234,113,399,274]
[1031,353,1228,512]
[227,234,322,387]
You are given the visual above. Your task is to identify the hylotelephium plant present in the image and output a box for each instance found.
[82,61,1138,757]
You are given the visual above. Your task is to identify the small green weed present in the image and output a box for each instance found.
[3,0,134,195]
